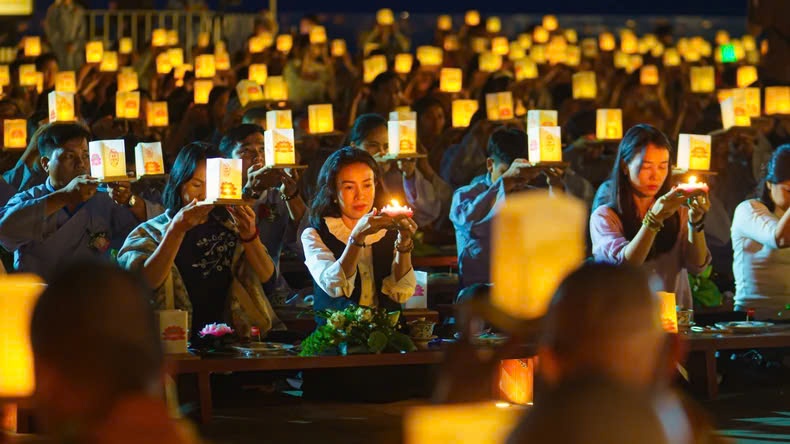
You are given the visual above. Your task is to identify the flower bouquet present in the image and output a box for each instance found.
[190,323,238,353]
[299,305,416,356]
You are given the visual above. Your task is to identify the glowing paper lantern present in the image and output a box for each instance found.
[743,87,761,117]
[263,76,288,101]
[613,50,629,69]
[99,51,118,72]
[723,91,752,127]
[444,35,460,51]
[363,55,388,84]
[599,32,616,51]
[416,46,443,67]
[690,66,715,93]
[547,35,568,65]
[23,36,41,57]
[363,43,381,57]
[596,109,623,140]
[485,91,514,121]
[715,30,730,46]
[542,14,558,31]
[308,104,334,134]
[48,91,75,122]
[89,139,128,181]
[499,359,535,405]
[167,48,184,67]
[0,65,9,87]
[718,44,737,63]
[152,29,167,47]
[146,101,169,127]
[248,63,268,85]
[204,158,244,203]
[135,141,165,177]
[193,80,213,105]
[527,126,562,163]
[717,89,734,104]
[197,32,211,48]
[526,110,557,130]
[572,71,596,99]
[195,54,216,79]
[627,54,643,74]
[331,39,347,57]
[508,42,526,61]
[155,53,172,75]
[471,37,488,54]
[264,128,296,166]
[736,65,758,88]
[514,58,538,80]
[518,33,532,50]
[765,86,790,115]
[115,91,140,119]
[18,64,37,87]
[119,37,133,54]
[276,34,293,53]
[621,31,638,54]
[491,37,509,56]
[530,45,546,64]
[390,110,416,121]
[581,38,598,58]
[533,26,549,44]
[377,8,395,26]
[248,35,265,53]
[404,402,521,444]
[564,29,578,44]
[3,119,27,149]
[465,10,481,27]
[451,100,478,128]
[565,45,581,66]
[663,48,680,66]
[440,68,463,93]
[742,35,756,52]
[650,43,665,58]
[235,80,264,107]
[657,292,678,333]
[54,71,76,93]
[85,40,104,63]
[215,51,230,71]
[266,109,293,130]
[437,15,452,31]
[309,26,327,44]
[394,53,413,74]
[166,30,178,46]
[388,119,417,155]
[640,65,659,85]
[0,275,45,398]
[720,97,737,129]
[486,17,501,34]
[676,134,711,171]
[479,52,502,72]
[174,64,192,82]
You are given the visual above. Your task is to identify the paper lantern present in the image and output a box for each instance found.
[742,35,756,52]
[85,40,104,63]
[514,58,538,80]
[565,45,581,66]
[437,15,452,31]
[765,86,790,115]
[115,91,140,119]
[246,64,267,87]
[663,48,680,66]
[451,100,478,128]
[715,30,730,46]
[23,36,41,57]
[18,64,37,87]
[215,51,230,71]
[118,37,133,54]
[394,53,413,74]
[547,35,568,65]
[152,29,167,47]
[308,104,334,134]
[54,71,76,93]
[613,50,629,69]
[331,39,347,57]
[479,52,502,73]
[465,10,481,27]
[166,30,178,46]
[89,139,128,181]
[527,126,562,163]
[264,128,296,166]
[0,275,45,398]
[743,87,761,117]
[650,42,665,58]
[722,92,752,127]
[197,32,211,48]
[155,53,172,75]
[689,66,714,93]
[499,358,535,405]
[676,134,711,171]
[388,120,417,155]
[533,26,549,44]
[363,55,388,84]
[720,98,737,129]
[248,35,265,53]
[684,47,701,62]
[48,91,75,122]
[193,80,213,105]
[736,65,758,88]
[0,65,9,87]
[266,109,293,130]
[640,65,659,85]
[416,46,443,67]
[572,71,596,99]
[133,141,165,177]
[404,402,521,444]
[717,89,733,104]
[204,158,244,203]
[626,54,643,74]
[3,119,27,149]
[599,32,616,51]
[174,64,192,83]
[310,26,327,44]
[492,191,585,319]
[363,42,381,57]
[486,17,501,34]
[195,54,215,79]
[146,101,169,127]
[117,71,139,93]
[526,110,557,130]
[471,37,489,54]
[167,48,184,67]
[596,109,623,140]
[156,310,188,354]
[263,76,288,101]
[276,34,293,53]
[235,80,264,107]
[518,33,533,50]
[564,29,578,44]
[439,68,463,93]
[485,92,514,121]
[530,45,546,64]
[657,292,678,333]
[390,110,417,121]
[99,51,118,72]
[444,35,460,52]
[376,8,394,26]
[581,38,598,58]
[489,37,508,56]
[621,31,638,54]
[508,42,526,61]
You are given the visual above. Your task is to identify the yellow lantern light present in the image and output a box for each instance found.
[491,37,509,56]
[486,17,501,34]
[684,47,701,62]
[650,43,665,58]
[388,119,417,156]
[23,36,41,57]
[394,53,413,74]
[726,89,752,127]
[715,30,730,46]
[642,33,658,49]
[404,402,522,444]
[152,29,167,47]
[134,142,165,177]
[663,48,680,66]
[565,45,581,66]
[621,31,638,54]
[377,8,395,26]
[331,39,347,57]
[116,91,140,119]
[215,51,230,71]
[717,89,734,105]
[499,358,536,405]
[451,100,478,128]
[119,37,133,54]
[204,158,244,203]
[437,15,452,31]
[530,45,547,64]
[533,26,549,44]
[18,64,37,87]
[514,57,538,80]
[195,54,216,79]
[765,86,790,115]
[310,26,327,44]
[3,119,27,149]
[263,76,288,101]
[146,101,169,127]
[166,30,178,46]
[596,109,623,140]
[99,51,118,72]
[638,39,650,55]
[156,53,172,75]
[276,34,293,53]
[581,38,598,58]
[744,87,761,118]
[439,68,463,93]
[640,64,659,85]
[444,35,460,52]
[599,32,616,51]
[174,64,192,83]
[248,63,268,86]
[48,91,75,122]
[0,275,45,399]
[471,37,488,54]
[235,80,264,107]
[547,35,568,64]
[742,35,756,52]
[572,71,597,99]
[193,80,213,105]
[690,66,715,93]
[88,139,128,181]
[508,42,526,61]
[736,65,758,88]
[263,128,296,167]
[363,55,388,84]
[416,46,443,67]
[518,33,532,50]
[266,109,293,130]
[676,134,711,171]
[657,292,679,333]
[364,43,381,56]
[167,48,184,67]
[527,126,562,163]
[732,40,746,60]
[308,104,334,134]
[564,29,578,44]
[197,32,211,48]
[248,35,265,53]
[389,110,416,121]
[85,40,104,64]
[542,14,559,31]
[0,65,9,88]
[465,10,481,27]
[55,71,76,93]
[526,110,558,130]
[485,91,514,121]
[479,52,503,73]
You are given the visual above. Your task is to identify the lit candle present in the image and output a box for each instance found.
[381,199,414,219]
[677,176,710,195]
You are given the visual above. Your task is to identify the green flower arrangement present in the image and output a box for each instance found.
[299,305,416,356]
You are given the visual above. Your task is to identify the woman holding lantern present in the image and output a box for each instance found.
[590,124,711,307]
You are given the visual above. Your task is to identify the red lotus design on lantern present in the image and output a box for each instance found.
[162,325,187,341]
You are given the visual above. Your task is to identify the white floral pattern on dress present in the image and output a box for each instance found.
[193,231,237,277]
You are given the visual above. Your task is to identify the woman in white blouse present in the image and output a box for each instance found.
[301,147,417,321]
[732,144,790,319]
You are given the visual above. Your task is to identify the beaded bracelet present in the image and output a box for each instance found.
[642,211,663,232]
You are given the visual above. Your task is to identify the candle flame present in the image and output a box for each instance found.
[390,199,400,206]
[688,175,697,185]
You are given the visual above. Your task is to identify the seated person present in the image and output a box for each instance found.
[30,261,199,443]
[450,128,561,290]
[301,147,417,319]
[0,123,154,280]
[118,142,284,338]
[731,144,790,319]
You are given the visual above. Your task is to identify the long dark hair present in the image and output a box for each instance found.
[757,144,790,212]
[605,124,678,259]
[346,113,387,147]
[162,142,222,212]
[308,147,381,228]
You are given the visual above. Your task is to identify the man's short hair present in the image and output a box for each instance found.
[241,105,269,125]
[486,128,528,166]
[37,123,91,158]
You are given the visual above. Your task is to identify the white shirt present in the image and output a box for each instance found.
[731,199,790,318]
[301,217,417,307]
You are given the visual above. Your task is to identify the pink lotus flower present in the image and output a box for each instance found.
[198,323,235,337]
